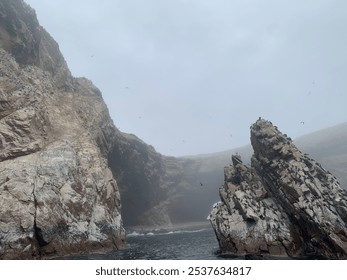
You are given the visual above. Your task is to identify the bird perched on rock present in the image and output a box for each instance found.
[232,154,243,166]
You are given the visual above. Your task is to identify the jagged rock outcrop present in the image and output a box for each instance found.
[0,0,125,259]
[210,119,347,259]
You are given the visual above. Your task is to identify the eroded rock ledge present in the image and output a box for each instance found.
[210,119,347,259]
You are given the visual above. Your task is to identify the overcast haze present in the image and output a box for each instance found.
[25,0,347,156]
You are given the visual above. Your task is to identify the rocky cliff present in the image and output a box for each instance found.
[108,133,223,228]
[210,119,347,259]
[108,133,172,227]
[2,0,346,260]
[0,1,221,252]
[0,0,125,259]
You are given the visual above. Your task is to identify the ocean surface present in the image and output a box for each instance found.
[66,227,222,260]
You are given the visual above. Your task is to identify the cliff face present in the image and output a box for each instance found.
[108,133,172,227]
[108,133,221,228]
[0,0,219,249]
[0,0,72,88]
[210,119,347,259]
[0,0,125,259]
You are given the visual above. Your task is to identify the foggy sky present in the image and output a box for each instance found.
[25,0,347,156]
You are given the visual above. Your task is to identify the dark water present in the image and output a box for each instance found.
[67,228,221,260]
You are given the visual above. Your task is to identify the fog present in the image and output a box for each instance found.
[25,0,347,156]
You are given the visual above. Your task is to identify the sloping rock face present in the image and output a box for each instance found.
[0,0,125,259]
[295,122,347,190]
[210,119,347,259]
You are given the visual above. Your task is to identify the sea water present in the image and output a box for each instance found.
[67,228,221,260]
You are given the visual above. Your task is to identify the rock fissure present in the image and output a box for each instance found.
[32,165,45,249]
[33,220,48,247]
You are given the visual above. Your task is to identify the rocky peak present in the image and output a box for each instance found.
[210,119,347,259]
[251,119,301,162]
[0,0,72,88]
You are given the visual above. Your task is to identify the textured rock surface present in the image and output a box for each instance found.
[295,122,347,190]
[0,0,125,259]
[210,119,347,259]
